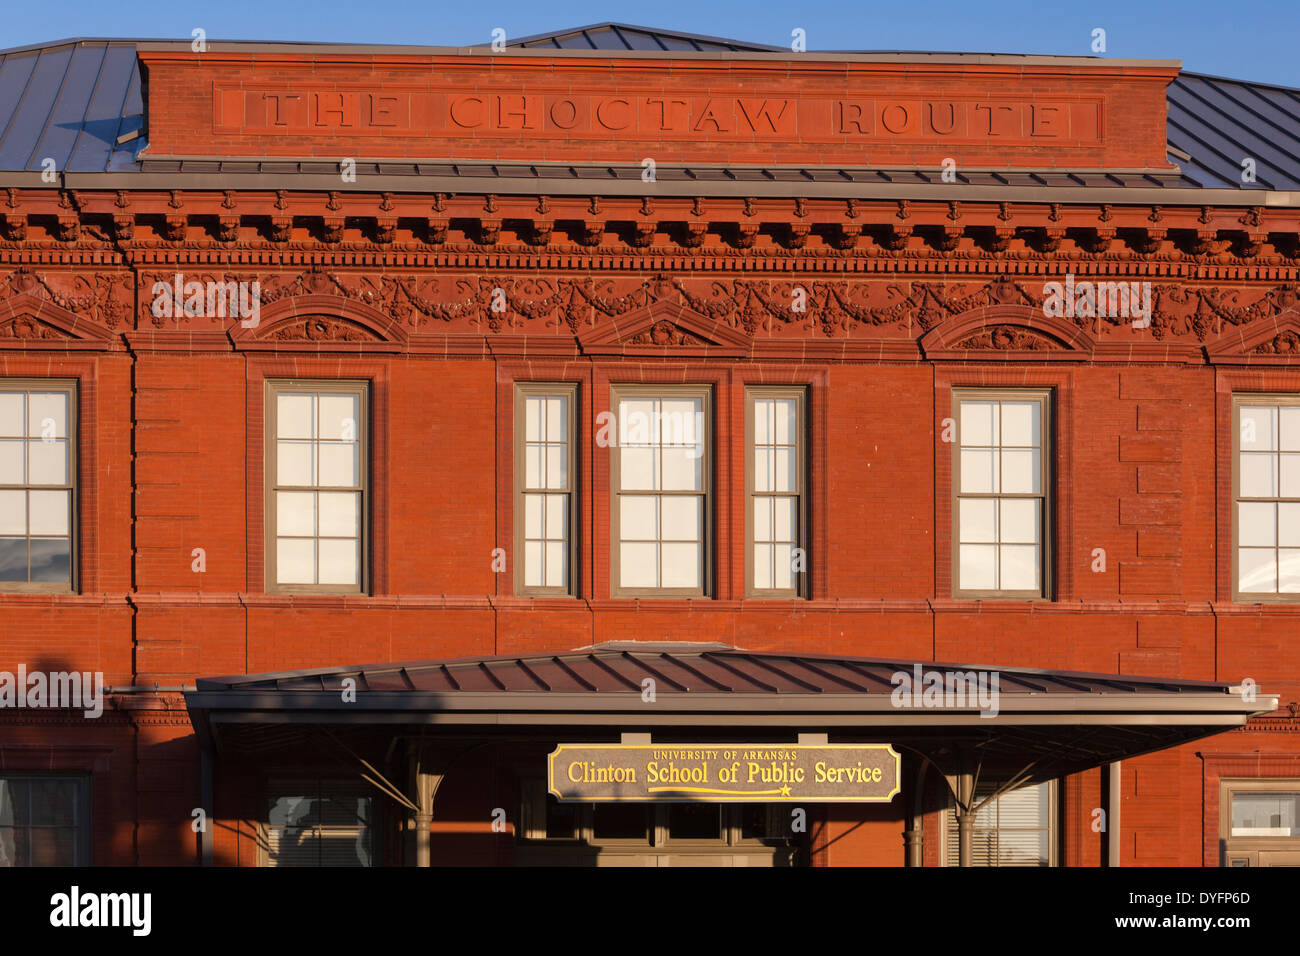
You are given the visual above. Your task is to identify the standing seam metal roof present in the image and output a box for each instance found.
[0,26,1294,192]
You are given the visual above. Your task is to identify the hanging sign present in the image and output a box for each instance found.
[548,743,900,803]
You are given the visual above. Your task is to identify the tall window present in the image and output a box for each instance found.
[944,780,1055,867]
[953,390,1050,599]
[267,381,367,593]
[1235,397,1300,599]
[747,387,806,597]
[0,382,75,592]
[516,384,577,596]
[0,775,90,866]
[610,386,709,597]
[261,778,373,867]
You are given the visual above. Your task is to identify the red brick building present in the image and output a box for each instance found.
[0,22,1297,867]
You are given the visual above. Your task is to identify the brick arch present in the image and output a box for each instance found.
[230,293,408,352]
[920,305,1096,361]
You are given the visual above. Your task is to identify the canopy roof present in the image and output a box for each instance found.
[185,642,1278,782]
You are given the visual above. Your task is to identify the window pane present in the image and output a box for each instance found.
[1232,792,1300,836]
[661,542,701,588]
[773,544,793,589]
[278,442,314,486]
[754,448,771,493]
[773,497,795,541]
[1282,408,1300,451]
[772,448,795,492]
[661,496,701,541]
[0,538,24,581]
[754,497,773,542]
[28,828,76,866]
[318,395,358,441]
[318,444,357,487]
[1000,403,1039,447]
[277,394,314,439]
[620,496,657,540]
[959,498,996,543]
[29,780,76,826]
[1240,407,1276,450]
[524,444,543,488]
[1000,449,1040,494]
[318,492,359,537]
[277,492,315,536]
[999,499,1039,544]
[592,804,647,841]
[620,447,656,491]
[660,398,701,446]
[0,394,23,436]
[524,494,543,538]
[661,447,701,491]
[546,396,566,442]
[754,543,772,589]
[525,396,542,442]
[1239,502,1276,547]
[1000,544,1040,591]
[28,490,68,536]
[775,399,796,445]
[318,539,358,585]
[544,495,567,539]
[545,444,566,490]
[28,539,70,583]
[1280,550,1300,593]
[668,803,722,840]
[1241,453,1277,497]
[960,449,996,493]
[545,542,566,587]
[960,544,997,591]
[1281,454,1300,497]
[0,490,24,534]
[1239,547,1276,593]
[1280,503,1300,547]
[27,393,67,439]
[620,542,657,588]
[27,441,67,485]
[276,539,315,584]
[618,400,656,445]
[754,399,772,443]
[961,402,997,446]
[523,542,543,587]
[0,440,23,484]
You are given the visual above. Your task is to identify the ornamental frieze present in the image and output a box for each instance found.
[121,268,1300,345]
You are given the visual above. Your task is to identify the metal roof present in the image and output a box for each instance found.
[194,642,1250,703]
[0,28,1294,195]
[184,643,1277,779]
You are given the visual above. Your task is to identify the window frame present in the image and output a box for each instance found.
[0,773,92,866]
[609,383,713,599]
[0,379,78,594]
[1219,778,1300,861]
[258,774,377,868]
[942,778,1059,867]
[514,383,579,598]
[1231,393,1300,603]
[950,387,1053,601]
[264,379,370,595]
[745,386,808,599]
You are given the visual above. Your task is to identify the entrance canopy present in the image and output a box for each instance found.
[184,642,1277,782]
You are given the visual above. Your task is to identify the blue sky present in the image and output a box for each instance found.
[3,0,1297,87]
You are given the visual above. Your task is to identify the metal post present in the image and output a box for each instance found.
[955,755,974,868]
[199,742,214,867]
[1107,760,1122,867]
[904,760,928,867]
